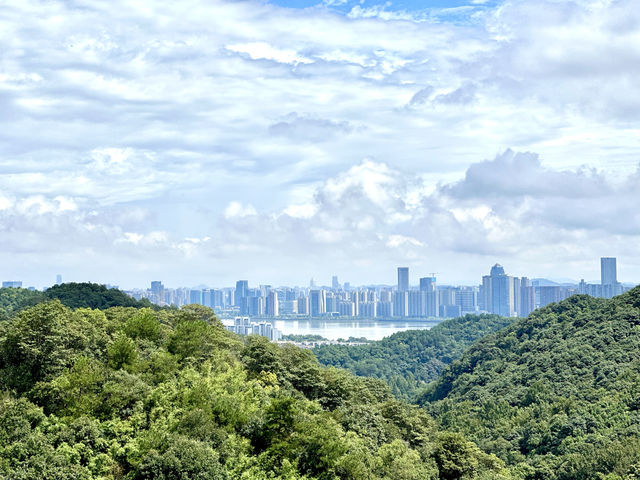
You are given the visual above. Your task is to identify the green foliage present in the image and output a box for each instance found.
[282,334,329,342]
[0,300,510,479]
[0,288,45,320]
[108,335,138,371]
[314,314,512,399]
[45,282,153,309]
[419,289,640,479]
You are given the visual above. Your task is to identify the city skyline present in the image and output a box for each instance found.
[5,255,638,292]
[116,257,630,321]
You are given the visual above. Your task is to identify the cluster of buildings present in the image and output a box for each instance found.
[125,257,630,319]
[224,316,282,341]
[480,257,627,317]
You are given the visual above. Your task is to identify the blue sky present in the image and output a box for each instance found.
[269,0,502,23]
[269,0,499,10]
[1,0,640,289]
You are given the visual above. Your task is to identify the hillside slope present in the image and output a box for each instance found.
[0,299,511,479]
[418,288,640,480]
[315,314,512,399]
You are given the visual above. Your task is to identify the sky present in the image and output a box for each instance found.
[1,0,639,289]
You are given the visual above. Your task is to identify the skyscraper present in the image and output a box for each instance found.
[151,281,164,305]
[235,280,248,307]
[332,275,340,290]
[393,291,408,317]
[397,267,409,292]
[483,264,515,317]
[266,291,279,317]
[56,274,62,285]
[420,277,438,317]
[600,257,622,298]
[601,257,617,286]
[189,289,202,305]
[309,290,326,317]
[519,277,535,317]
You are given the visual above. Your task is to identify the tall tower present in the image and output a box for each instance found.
[151,281,164,305]
[601,257,617,286]
[397,267,409,292]
[235,280,248,306]
[420,276,438,317]
[309,290,326,317]
[266,291,279,317]
[485,264,515,317]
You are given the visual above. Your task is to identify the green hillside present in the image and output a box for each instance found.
[0,299,511,479]
[45,282,154,309]
[314,314,513,399]
[0,288,45,320]
[418,288,640,480]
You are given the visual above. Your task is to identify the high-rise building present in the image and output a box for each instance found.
[332,275,340,290]
[455,286,478,314]
[279,300,298,314]
[189,289,202,305]
[439,304,462,318]
[2,281,22,288]
[235,280,248,306]
[420,277,438,317]
[56,274,62,285]
[600,257,623,298]
[297,296,309,315]
[601,257,617,286]
[482,264,515,317]
[309,290,326,317]
[377,301,393,317]
[247,296,265,316]
[519,277,535,317]
[151,281,164,305]
[266,291,279,317]
[539,286,568,308]
[393,291,408,317]
[397,267,409,292]
[408,291,423,317]
[439,288,456,307]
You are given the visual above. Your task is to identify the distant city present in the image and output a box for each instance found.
[2,257,631,321]
[127,257,630,319]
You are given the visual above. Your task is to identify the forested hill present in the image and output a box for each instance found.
[45,282,154,309]
[314,314,512,399]
[418,287,640,479]
[0,298,512,479]
[0,283,153,321]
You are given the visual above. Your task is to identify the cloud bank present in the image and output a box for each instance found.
[0,0,639,287]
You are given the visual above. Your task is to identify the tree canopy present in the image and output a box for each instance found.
[0,300,510,479]
[44,283,154,310]
[314,314,512,399]
[418,288,640,479]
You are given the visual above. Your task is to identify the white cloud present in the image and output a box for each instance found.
[224,201,258,218]
[226,42,313,65]
[0,0,639,286]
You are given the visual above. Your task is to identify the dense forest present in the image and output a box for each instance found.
[314,314,512,399]
[0,284,152,321]
[4,284,640,478]
[0,286,511,479]
[418,288,640,479]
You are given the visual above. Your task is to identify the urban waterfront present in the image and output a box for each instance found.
[222,317,441,341]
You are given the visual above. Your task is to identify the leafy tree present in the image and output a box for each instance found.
[314,314,512,399]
